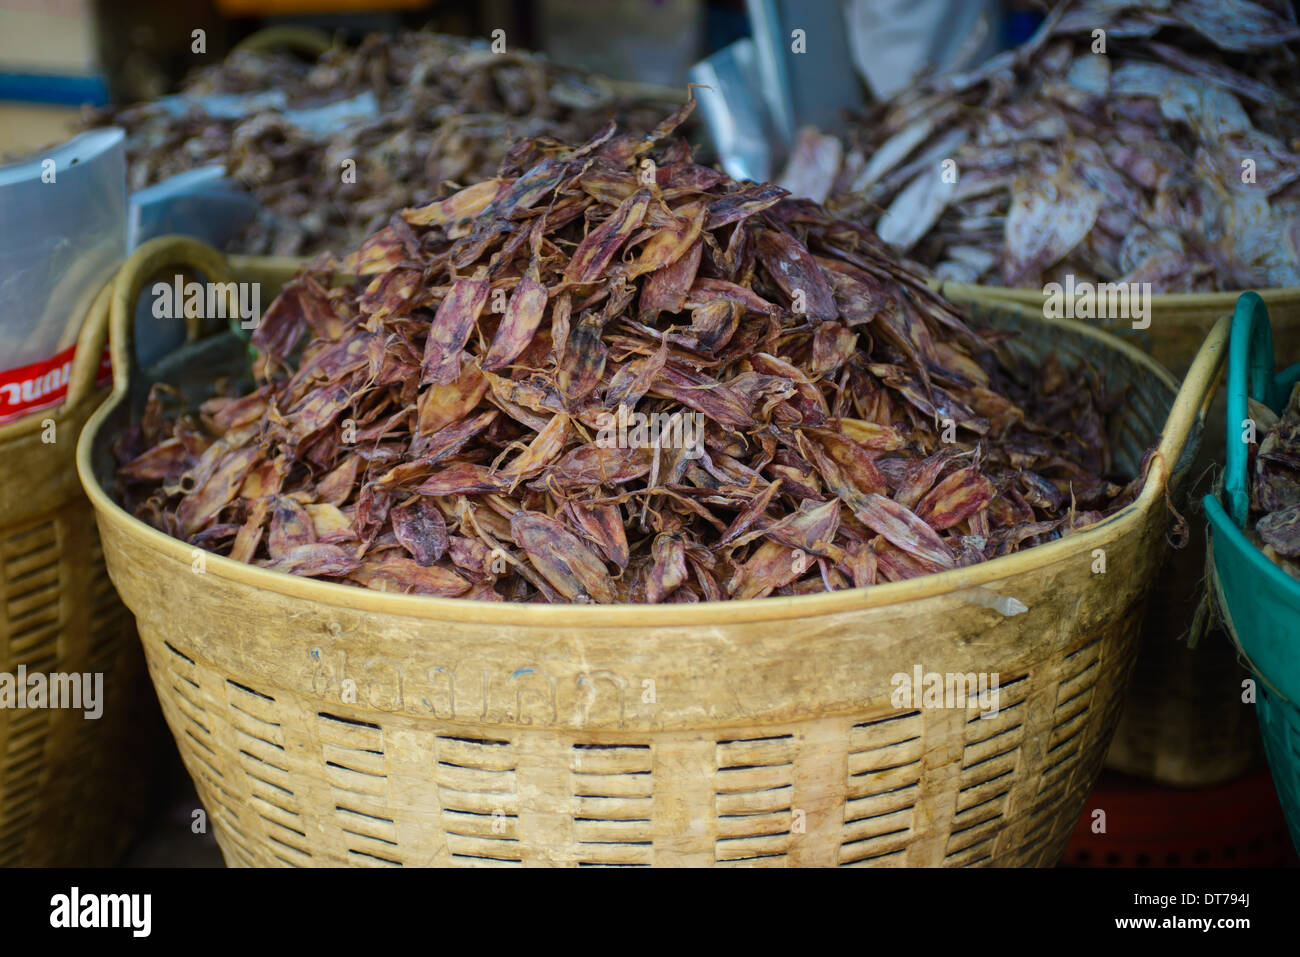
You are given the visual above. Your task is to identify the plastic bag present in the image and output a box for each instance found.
[0,128,126,423]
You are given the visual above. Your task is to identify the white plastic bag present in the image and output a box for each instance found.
[0,128,126,424]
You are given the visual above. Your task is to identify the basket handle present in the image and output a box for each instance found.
[63,279,114,410]
[108,236,237,402]
[1224,292,1280,528]
[233,25,333,58]
[1151,311,1231,497]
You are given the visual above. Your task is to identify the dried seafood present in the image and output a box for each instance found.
[1247,384,1300,581]
[84,30,677,256]
[829,0,1300,291]
[113,100,1142,603]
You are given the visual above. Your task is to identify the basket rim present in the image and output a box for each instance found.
[940,281,1300,307]
[75,259,1219,629]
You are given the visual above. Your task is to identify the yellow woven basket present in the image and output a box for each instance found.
[941,283,1278,786]
[78,237,1226,867]
[939,282,1300,378]
[0,283,163,865]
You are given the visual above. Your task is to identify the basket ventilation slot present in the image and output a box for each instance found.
[222,681,307,866]
[317,711,397,866]
[155,641,253,863]
[0,704,52,864]
[943,674,1030,866]
[715,734,795,865]
[570,743,653,866]
[434,733,521,866]
[2,520,62,672]
[1021,638,1105,865]
[840,711,922,866]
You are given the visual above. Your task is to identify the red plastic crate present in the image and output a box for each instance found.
[1063,769,1297,867]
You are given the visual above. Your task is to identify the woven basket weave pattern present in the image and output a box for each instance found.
[136,616,1135,868]
[0,384,157,865]
[946,284,1273,787]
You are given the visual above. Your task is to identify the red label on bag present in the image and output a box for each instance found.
[0,343,114,425]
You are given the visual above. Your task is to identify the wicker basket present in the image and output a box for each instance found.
[1102,619,1260,787]
[0,283,163,865]
[78,238,1225,867]
[942,282,1275,787]
[1101,410,1262,788]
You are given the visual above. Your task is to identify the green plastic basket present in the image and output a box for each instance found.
[1204,292,1300,854]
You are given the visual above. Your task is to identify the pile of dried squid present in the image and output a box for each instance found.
[827,0,1300,292]
[114,100,1143,603]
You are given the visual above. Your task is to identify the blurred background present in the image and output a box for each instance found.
[0,0,1049,154]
